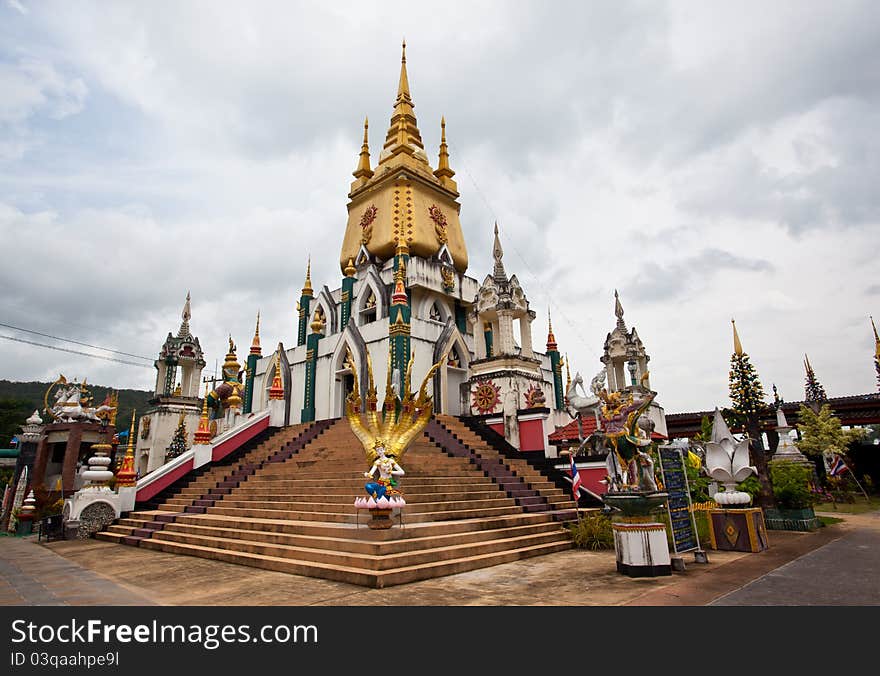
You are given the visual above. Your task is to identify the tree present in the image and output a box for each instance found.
[796,403,863,459]
[728,321,774,508]
[803,356,828,404]
[165,417,189,459]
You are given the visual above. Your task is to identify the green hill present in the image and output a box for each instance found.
[0,380,153,448]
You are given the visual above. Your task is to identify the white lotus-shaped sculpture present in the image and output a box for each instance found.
[705,409,756,506]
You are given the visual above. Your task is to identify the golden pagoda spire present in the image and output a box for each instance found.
[301,256,313,297]
[872,315,880,358]
[115,410,138,487]
[434,116,457,190]
[391,257,408,306]
[398,39,410,103]
[268,350,285,400]
[732,318,743,356]
[250,311,261,355]
[352,116,374,181]
[194,384,212,444]
[565,353,572,390]
[379,39,426,167]
[546,308,558,352]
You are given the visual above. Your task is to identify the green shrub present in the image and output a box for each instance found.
[770,461,817,510]
[568,513,614,550]
[738,475,761,502]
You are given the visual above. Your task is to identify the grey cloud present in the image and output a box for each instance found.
[626,248,773,302]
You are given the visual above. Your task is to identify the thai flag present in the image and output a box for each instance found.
[829,454,849,477]
[570,454,582,500]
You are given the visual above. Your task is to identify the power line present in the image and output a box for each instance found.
[0,321,153,361]
[0,334,154,369]
[449,140,603,361]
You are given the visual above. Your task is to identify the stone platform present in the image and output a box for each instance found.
[97,416,575,588]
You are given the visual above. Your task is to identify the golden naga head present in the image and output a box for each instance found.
[344,347,444,466]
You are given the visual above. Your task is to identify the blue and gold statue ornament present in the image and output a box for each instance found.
[346,348,444,511]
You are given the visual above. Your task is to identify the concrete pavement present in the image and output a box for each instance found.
[1,510,876,606]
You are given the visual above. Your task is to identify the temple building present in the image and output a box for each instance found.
[248,43,568,453]
[135,293,206,474]
[600,290,667,437]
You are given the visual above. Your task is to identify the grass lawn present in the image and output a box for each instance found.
[814,497,880,514]
[819,516,844,526]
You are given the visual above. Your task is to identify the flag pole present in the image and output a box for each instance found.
[565,449,581,523]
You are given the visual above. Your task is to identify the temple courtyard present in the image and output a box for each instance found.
[1,509,877,606]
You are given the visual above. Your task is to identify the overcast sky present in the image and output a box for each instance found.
[1,1,878,413]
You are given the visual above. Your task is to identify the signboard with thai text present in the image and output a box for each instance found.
[658,446,699,554]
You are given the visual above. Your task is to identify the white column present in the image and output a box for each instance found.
[497,312,515,355]
[519,316,534,358]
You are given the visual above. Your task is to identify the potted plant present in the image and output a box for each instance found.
[765,461,821,531]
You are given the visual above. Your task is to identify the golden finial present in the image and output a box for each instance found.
[250,311,261,355]
[565,353,572,389]
[194,384,212,444]
[547,307,558,352]
[268,350,285,400]
[391,258,408,306]
[310,307,325,334]
[344,257,357,278]
[301,256,313,297]
[732,318,743,356]
[434,115,456,187]
[115,409,138,487]
[353,116,374,180]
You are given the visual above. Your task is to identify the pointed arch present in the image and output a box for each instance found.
[433,318,471,415]
[354,265,386,325]
[328,322,369,418]
[314,286,338,335]
[261,343,292,425]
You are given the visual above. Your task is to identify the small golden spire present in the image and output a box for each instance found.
[194,384,212,444]
[434,116,457,190]
[353,116,374,180]
[115,410,138,488]
[565,353,572,389]
[344,257,357,278]
[250,311,261,355]
[546,307,558,352]
[732,319,743,356]
[872,316,880,358]
[398,38,410,104]
[391,258,408,306]
[268,350,285,400]
[301,256,313,297]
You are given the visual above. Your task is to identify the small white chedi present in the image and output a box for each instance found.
[705,408,756,506]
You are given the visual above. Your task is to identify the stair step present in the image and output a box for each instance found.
[133,534,571,588]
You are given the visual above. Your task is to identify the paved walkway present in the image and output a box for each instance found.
[2,512,870,606]
[711,510,880,605]
[0,536,154,606]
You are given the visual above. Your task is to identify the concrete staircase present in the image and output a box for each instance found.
[97,417,572,588]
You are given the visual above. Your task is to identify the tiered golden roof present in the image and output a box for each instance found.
[340,41,468,274]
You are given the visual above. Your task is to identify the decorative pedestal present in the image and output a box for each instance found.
[612,521,672,577]
[764,507,821,532]
[707,508,769,552]
[367,508,393,530]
